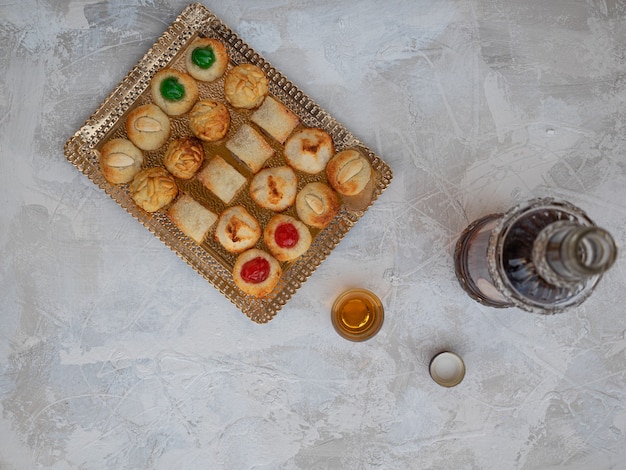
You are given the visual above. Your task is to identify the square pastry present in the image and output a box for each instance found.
[225,124,275,173]
[167,194,218,244]
[251,96,300,144]
[197,155,247,204]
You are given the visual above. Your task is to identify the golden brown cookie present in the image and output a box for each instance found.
[100,138,144,185]
[167,194,217,244]
[188,99,230,142]
[162,136,205,179]
[232,248,282,298]
[284,128,335,174]
[295,182,340,229]
[325,149,372,196]
[197,155,247,205]
[150,68,199,116]
[125,103,171,151]
[214,205,261,253]
[184,37,229,82]
[129,167,178,213]
[263,214,312,262]
[249,166,298,212]
[224,63,269,109]
[251,96,300,144]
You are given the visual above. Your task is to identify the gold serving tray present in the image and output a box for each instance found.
[64,3,392,323]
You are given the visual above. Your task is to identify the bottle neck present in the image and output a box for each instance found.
[533,221,617,287]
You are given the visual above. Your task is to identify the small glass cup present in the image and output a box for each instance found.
[429,351,466,387]
[331,288,384,342]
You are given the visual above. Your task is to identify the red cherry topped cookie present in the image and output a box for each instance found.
[263,214,312,262]
[233,249,282,298]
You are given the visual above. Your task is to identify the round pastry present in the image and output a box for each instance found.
[129,167,178,213]
[214,205,261,253]
[233,248,282,298]
[184,37,229,82]
[263,214,312,262]
[295,182,340,229]
[325,149,372,196]
[223,63,269,109]
[284,128,335,174]
[249,166,298,212]
[125,103,171,151]
[150,68,199,116]
[162,136,205,179]
[100,138,144,185]
[188,99,230,142]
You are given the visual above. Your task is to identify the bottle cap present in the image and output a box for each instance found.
[429,351,465,387]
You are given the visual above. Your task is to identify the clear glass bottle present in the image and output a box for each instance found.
[454,198,617,314]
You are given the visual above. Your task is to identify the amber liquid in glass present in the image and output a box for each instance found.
[331,289,384,341]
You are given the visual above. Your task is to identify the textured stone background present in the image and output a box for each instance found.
[1,0,626,468]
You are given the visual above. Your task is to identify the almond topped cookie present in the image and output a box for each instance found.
[326,149,372,196]
[125,103,171,151]
[224,63,269,109]
[295,182,340,229]
[163,136,205,179]
[129,167,178,213]
[188,99,230,142]
[100,138,144,185]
